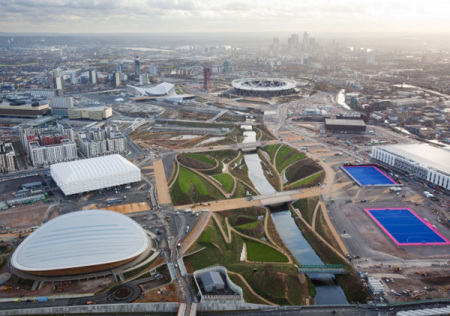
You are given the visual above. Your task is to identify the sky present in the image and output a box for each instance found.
[1,0,450,34]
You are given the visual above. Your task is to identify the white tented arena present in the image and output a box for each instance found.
[232,78,297,97]
[51,154,141,195]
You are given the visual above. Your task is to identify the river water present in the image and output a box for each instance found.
[241,136,348,304]
[271,211,348,305]
[336,90,352,111]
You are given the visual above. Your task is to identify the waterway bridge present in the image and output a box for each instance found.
[298,264,345,274]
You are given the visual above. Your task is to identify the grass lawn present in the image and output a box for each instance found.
[170,166,224,205]
[213,173,234,193]
[275,145,306,172]
[263,144,281,163]
[184,153,215,166]
[236,220,259,230]
[291,197,319,226]
[285,171,324,190]
[244,238,288,263]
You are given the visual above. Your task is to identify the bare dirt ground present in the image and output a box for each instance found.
[86,202,150,214]
[134,283,179,303]
[0,203,52,229]
[1,275,115,298]
[362,266,450,302]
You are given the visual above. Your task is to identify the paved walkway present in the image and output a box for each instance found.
[153,159,172,204]
[177,187,321,213]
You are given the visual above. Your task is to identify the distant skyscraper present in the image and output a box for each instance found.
[303,32,310,50]
[116,62,123,73]
[70,72,77,85]
[114,72,121,87]
[203,67,212,91]
[139,74,148,85]
[149,64,158,76]
[134,56,140,75]
[288,34,299,51]
[53,76,63,90]
[223,61,231,74]
[89,69,97,84]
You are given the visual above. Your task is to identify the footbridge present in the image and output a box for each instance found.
[299,264,345,274]
[250,189,302,206]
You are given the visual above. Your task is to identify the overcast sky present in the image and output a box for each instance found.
[1,0,450,34]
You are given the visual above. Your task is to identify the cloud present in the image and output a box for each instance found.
[0,0,449,33]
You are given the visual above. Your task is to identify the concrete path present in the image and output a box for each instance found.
[153,159,172,204]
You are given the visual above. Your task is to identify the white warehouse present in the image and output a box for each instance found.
[51,154,141,195]
[371,144,450,191]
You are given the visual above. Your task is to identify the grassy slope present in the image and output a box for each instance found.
[212,173,234,193]
[275,145,306,172]
[244,238,289,263]
[184,153,215,166]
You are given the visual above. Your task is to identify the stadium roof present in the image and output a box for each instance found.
[50,154,141,195]
[376,144,450,174]
[11,210,149,274]
[325,118,366,127]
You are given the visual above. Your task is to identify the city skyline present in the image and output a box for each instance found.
[1,0,450,34]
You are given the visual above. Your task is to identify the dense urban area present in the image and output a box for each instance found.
[0,32,449,316]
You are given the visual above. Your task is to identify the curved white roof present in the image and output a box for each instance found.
[11,210,149,273]
[50,155,141,195]
[129,82,175,96]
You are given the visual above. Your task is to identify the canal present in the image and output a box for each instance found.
[242,134,348,304]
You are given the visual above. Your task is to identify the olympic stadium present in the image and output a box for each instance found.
[10,210,153,278]
[232,78,297,97]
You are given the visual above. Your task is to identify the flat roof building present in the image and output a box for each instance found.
[325,118,366,133]
[68,107,112,121]
[372,144,450,190]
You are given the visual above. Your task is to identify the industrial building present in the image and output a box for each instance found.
[10,210,150,277]
[50,96,74,117]
[324,118,366,133]
[0,102,50,118]
[50,154,141,195]
[200,271,225,292]
[372,144,450,191]
[77,125,127,158]
[232,78,297,97]
[68,107,112,121]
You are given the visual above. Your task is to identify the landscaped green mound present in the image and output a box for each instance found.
[275,145,306,172]
[178,153,216,170]
[183,207,304,305]
[213,173,234,193]
[170,165,224,205]
[285,158,321,182]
